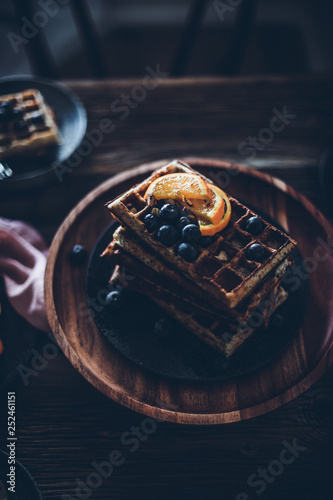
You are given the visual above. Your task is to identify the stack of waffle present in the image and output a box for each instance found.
[102,161,297,358]
[0,89,60,160]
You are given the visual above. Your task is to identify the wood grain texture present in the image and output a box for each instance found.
[45,158,333,425]
[1,76,333,499]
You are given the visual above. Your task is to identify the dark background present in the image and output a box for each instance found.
[1,0,333,79]
[1,1,333,500]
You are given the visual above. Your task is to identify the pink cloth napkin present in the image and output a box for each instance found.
[0,218,50,332]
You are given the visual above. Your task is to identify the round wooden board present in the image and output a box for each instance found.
[45,158,333,424]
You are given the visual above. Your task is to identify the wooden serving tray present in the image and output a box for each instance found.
[45,158,333,424]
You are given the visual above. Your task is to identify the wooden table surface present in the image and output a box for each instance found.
[1,75,333,499]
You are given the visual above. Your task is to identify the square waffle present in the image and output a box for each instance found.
[103,226,292,324]
[109,260,287,329]
[106,161,297,309]
[151,288,288,358]
[0,89,60,160]
[109,264,288,358]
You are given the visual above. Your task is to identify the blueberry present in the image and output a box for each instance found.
[157,225,179,246]
[159,203,180,223]
[246,243,266,262]
[105,290,123,309]
[69,244,87,264]
[199,236,214,248]
[182,224,201,243]
[245,216,264,235]
[30,112,45,125]
[177,242,199,262]
[178,216,193,229]
[144,213,159,233]
[154,318,172,338]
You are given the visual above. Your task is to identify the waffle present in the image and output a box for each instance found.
[109,261,286,330]
[104,229,292,324]
[0,89,60,160]
[152,289,288,358]
[106,161,297,309]
[109,264,288,358]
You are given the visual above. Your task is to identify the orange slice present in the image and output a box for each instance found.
[145,173,210,201]
[185,184,225,224]
[198,192,231,236]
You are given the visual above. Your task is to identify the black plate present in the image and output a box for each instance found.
[86,219,309,382]
[0,75,87,190]
[0,279,38,393]
[0,450,42,499]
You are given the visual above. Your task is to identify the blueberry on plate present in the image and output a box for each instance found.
[177,242,199,262]
[178,216,193,229]
[182,224,201,243]
[199,235,214,248]
[69,244,87,264]
[154,318,172,338]
[144,213,159,232]
[157,225,179,246]
[246,243,266,262]
[245,216,264,235]
[105,290,123,309]
[159,203,180,223]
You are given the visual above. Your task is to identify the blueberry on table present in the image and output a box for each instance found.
[157,225,179,246]
[245,216,263,235]
[177,242,199,262]
[199,235,214,248]
[105,290,123,309]
[178,216,193,229]
[246,243,266,262]
[182,224,201,243]
[144,213,159,232]
[159,203,180,223]
[69,244,87,264]
[154,318,172,338]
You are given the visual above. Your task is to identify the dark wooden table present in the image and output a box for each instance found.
[1,75,333,499]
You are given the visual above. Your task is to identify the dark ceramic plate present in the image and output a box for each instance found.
[0,75,87,190]
[0,279,38,393]
[0,451,42,499]
[86,216,309,382]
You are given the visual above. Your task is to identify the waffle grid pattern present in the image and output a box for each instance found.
[107,162,296,308]
[0,89,60,157]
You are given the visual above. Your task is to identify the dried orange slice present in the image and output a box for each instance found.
[145,173,210,201]
[198,192,231,236]
[185,184,225,224]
